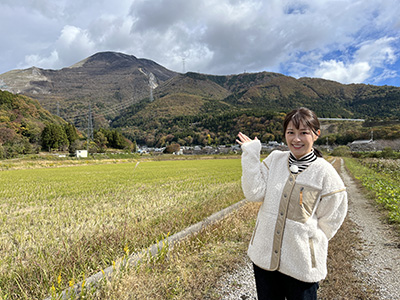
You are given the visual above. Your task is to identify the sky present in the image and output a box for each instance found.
[1,0,400,86]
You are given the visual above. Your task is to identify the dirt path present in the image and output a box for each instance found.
[340,159,400,300]
[214,158,400,299]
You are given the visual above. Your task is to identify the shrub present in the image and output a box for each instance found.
[380,147,395,158]
[332,145,351,157]
[164,144,181,154]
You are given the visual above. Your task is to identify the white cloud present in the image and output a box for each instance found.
[24,51,59,69]
[313,37,398,84]
[56,25,96,64]
[356,37,397,66]
[22,25,96,70]
[127,0,400,77]
[1,0,400,85]
[314,60,371,84]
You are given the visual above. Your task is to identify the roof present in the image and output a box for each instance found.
[351,139,373,144]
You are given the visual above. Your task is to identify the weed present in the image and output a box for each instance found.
[344,157,400,225]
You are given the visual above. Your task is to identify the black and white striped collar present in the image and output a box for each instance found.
[288,150,317,174]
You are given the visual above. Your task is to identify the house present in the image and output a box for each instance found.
[75,150,88,158]
[174,148,184,155]
[349,139,376,151]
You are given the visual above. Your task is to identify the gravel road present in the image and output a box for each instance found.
[340,159,400,300]
[213,158,400,299]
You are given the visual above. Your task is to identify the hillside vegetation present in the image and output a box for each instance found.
[0,90,65,157]
[112,72,400,147]
[1,52,400,149]
[0,90,135,158]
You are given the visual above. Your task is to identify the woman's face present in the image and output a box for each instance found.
[285,121,320,159]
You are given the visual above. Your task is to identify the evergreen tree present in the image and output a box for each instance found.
[63,123,79,146]
[94,131,108,152]
[41,124,69,151]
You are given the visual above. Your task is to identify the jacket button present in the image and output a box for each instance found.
[280,212,284,216]
[274,250,278,254]
[277,230,280,235]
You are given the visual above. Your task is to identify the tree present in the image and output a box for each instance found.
[63,123,79,146]
[109,129,129,149]
[94,131,108,153]
[97,128,130,150]
[41,124,69,151]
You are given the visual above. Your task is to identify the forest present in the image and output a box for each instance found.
[1,88,400,158]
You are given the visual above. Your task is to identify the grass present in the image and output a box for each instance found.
[92,202,260,300]
[344,157,400,225]
[0,157,243,299]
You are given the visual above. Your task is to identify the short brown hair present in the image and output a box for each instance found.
[283,107,320,136]
[283,107,322,157]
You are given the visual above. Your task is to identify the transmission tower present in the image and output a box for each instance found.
[182,57,186,73]
[87,103,94,141]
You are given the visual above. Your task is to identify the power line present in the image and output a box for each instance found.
[57,97,137,126]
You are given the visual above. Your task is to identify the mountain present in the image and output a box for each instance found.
[0,52,178,127]
[1,51,400,148]
[180,72,400,118]
[112,71,400,147]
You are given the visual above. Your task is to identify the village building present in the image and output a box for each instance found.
[75,150,88,158]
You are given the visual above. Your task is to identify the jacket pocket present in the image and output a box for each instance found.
[250,220,259,245]
[309,238,316,268]
[287,184,321,223]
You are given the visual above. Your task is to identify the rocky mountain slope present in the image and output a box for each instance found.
[1,51,399,147]
[0,52,178,127]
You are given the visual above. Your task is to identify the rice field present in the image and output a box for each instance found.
[0,158,243,299]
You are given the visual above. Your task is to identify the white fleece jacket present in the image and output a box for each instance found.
[241,140,347,283]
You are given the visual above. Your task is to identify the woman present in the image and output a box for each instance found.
[237,107,347,300]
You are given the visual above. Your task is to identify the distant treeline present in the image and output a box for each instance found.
[0,90,134,158]
[115,108,400,148]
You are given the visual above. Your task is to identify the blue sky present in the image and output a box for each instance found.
[1,0,400,86]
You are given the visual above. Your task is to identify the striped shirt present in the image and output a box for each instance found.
[288,150,317,174]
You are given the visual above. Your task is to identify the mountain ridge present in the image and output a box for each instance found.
[0,51,399,148]
[0,52,178,127]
